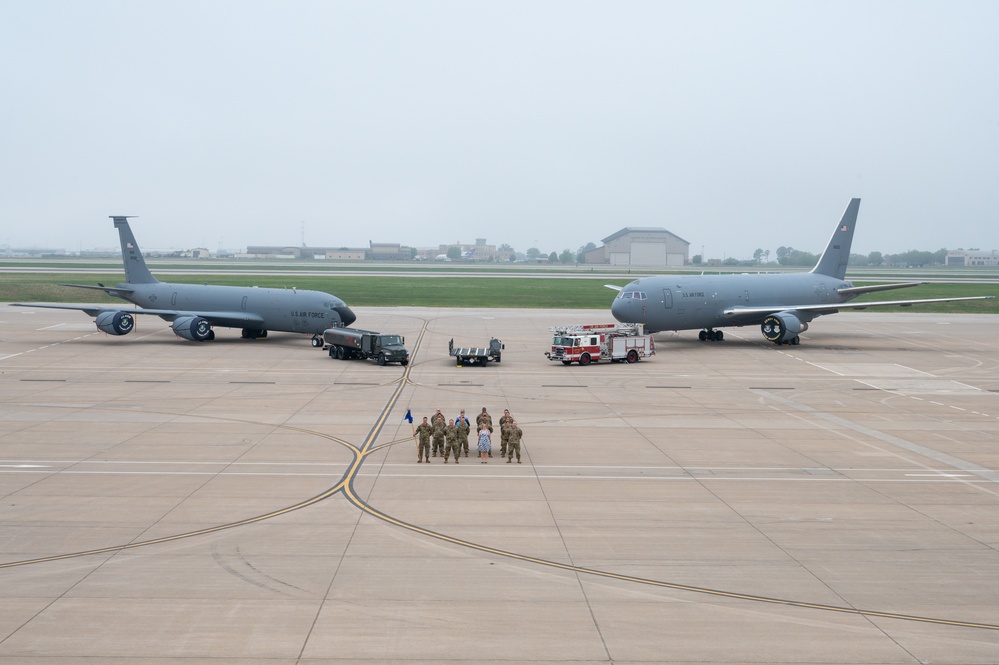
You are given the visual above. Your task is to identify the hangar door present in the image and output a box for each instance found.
[630,242,667,265]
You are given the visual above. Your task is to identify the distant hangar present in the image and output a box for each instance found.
[584,227,690,266]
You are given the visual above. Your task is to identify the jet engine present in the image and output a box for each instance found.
[172,316,214,341]
[95,311,135,336]
[760,312,808,345]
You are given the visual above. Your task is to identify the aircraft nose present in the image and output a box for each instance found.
[611,297,624,323]
[334,305,356,327]
[611,284,645,325]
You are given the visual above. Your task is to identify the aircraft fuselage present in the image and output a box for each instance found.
[611,272,854,333]
[122,282,354,334]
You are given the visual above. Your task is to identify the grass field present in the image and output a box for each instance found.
[1,271,996,313]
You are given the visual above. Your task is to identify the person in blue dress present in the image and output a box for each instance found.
[477,425,492,463]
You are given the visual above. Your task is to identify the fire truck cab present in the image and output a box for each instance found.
[545,323,655,366]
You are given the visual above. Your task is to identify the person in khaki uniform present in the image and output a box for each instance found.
[443,419,461,463]
[498,409,514,458]
[415,417,433,463]
[431,415,446,457]
[506,421,523,463]
[455,414,471,457]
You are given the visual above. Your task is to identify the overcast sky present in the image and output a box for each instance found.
[2,1,996,259]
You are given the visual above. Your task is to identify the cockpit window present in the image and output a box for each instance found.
[617,291,647,300]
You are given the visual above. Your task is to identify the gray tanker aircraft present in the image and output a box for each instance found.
[610,198,993,345]
[12,216,356,346]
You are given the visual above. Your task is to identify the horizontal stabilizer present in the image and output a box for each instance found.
[60,283,135,294]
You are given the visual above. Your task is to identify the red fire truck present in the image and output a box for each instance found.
[545,323,655,366]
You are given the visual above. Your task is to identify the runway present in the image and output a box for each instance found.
[2,306,998,663]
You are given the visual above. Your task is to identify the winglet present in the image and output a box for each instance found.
[811,198,860,280]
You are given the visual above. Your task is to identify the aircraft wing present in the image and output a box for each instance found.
[836,282,925,296]
[11,303,127,318]
[10,303,266,327]
[723,295,995,318]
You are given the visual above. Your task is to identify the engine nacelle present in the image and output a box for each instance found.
[172,316,213,341]
[95,311,135,336]
[761,312,807,344]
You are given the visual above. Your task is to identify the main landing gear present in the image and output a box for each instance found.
[698,329,724,342]
[311,334,323,348]
[241,328,268,340]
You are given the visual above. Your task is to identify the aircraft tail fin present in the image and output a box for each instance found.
[811,198,860,280]
[111,216,158,284]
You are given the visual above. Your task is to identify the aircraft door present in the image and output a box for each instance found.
[663,289,673,309]
[241,296,248,311]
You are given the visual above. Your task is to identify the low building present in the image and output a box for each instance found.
[368,242,410,261]
[946,250,998,267]
[435,238,512,262]
[584,227,690,266]
[324,250,365,260]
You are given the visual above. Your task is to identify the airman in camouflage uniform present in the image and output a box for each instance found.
[415,417,432,463]
[506,421,523,463]
[498,409,514,458]
[455,414,471,457]
[431,413,447,457]
[443,419,461,463]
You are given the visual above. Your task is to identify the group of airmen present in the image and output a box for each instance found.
[414,407,524,464]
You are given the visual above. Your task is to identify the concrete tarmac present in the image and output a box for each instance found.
[2,305,998,664]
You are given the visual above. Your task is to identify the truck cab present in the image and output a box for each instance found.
[365,334,409,365]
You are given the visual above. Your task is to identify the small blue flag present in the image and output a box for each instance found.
[404,409,413,423]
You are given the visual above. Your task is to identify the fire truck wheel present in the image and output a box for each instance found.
[627,350,639,363]
[578,353,591,366]
[562,360,572,365]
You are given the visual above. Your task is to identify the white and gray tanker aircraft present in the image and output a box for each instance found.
[13,216,356,345]
[610,199,994,345]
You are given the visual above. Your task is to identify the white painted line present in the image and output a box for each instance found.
[905,473,971,477]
